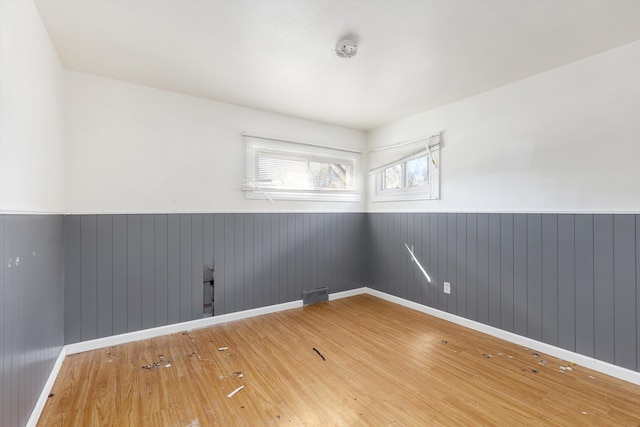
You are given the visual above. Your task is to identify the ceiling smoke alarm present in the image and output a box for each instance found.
[335,39,358,58]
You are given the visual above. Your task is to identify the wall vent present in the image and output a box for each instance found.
[302,287,328,306]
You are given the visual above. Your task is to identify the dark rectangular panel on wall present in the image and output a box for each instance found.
[64,216,82,343]
[1,215,64,427]
[166,215,180,324]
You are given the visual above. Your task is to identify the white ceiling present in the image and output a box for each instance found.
[35,0,640,131]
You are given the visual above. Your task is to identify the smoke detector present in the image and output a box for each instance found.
[335,39,358,58]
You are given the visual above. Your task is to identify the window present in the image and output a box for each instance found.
[244,134,361,202]
[370,134,440,201]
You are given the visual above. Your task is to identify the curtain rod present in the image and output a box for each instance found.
[243,132,362,154]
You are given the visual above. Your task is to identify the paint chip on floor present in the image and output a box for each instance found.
[218,347,229,351]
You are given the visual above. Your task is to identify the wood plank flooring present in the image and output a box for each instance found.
[38,295,640,426]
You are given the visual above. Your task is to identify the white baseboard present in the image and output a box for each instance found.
[365,287,640,387]
[30,286,640,425]
[26,346,68,427]
[65,288,366,355]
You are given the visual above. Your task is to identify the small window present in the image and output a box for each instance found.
[244,134,361,202]
[370,134,440,202]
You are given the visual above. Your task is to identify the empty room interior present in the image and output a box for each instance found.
[2,0,640,425]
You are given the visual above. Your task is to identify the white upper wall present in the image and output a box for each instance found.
[367,40,640,213]
[65,71,366,213]
[0,0,65,213]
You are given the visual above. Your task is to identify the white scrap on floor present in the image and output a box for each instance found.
[227,385,244,398]
[218,347,229,351]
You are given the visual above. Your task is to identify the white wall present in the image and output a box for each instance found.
[65,71,366,213]
[0,0,65,213]
[367,41,640,213]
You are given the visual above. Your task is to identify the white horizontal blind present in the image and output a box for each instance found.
[369,133,440,174]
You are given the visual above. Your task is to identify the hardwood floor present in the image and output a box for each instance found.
[38,295,640,426]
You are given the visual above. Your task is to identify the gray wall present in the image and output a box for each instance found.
[366,213,640,372]
[64,213,366,344]
[0,215,65,427]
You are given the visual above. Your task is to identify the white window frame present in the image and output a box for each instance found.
[243,134,361,202]
[370,134,440,202]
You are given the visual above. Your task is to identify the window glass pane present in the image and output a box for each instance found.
[384,164,403,189]
[258,156,310,189]
[406,156,428,187]
[310,162,347,189]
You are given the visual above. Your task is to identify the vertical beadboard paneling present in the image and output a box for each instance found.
[446,213,457,314]
[154,215,169,326]
[477,214,489,324]
[500,213,514,332]
[466,214,478,321]
[64,216,82,343]
[166,214,181,323]
[127,215,142,332]
[614,215,636,370]
[179,214,192,322]
[97,215,113,338]
[456,214,467,318]
[140,215,155,330]
[541,214,559,346]
[1,215,64,427]
[80,215,98,341]
[575,214,595,357]
[488,214,501,328]
[594,215,615,364]
[526,214,542,341]
[112,215,128,335]
[191,214,204,319]
[60,211,639,376]
[557,215,575,351]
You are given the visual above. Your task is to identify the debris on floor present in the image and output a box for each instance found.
[539,359,548,366]
[218,347,229,351]
[313,347,326,361]
[532,369,539,374]
[48,393,54,398]
[588,375,595,380]
[532,352,539,358]
[233,371,244,379]
[227,385,244,398]
[441,340,448,345]
[142,355,172,370]
[482,353,492,358]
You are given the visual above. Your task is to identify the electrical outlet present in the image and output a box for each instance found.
[443,281,451,294]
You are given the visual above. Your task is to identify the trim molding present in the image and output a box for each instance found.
[26,346,67,427]
[29,286,640,425]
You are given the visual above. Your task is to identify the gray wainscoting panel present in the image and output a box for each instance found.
[0,215,64,427]
[367,213,639,373]
[64,213,366,344]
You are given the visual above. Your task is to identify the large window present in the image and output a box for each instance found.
[244,134,361,202]
[370,134,440,201]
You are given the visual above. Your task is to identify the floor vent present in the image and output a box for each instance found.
[302,287,328,306]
